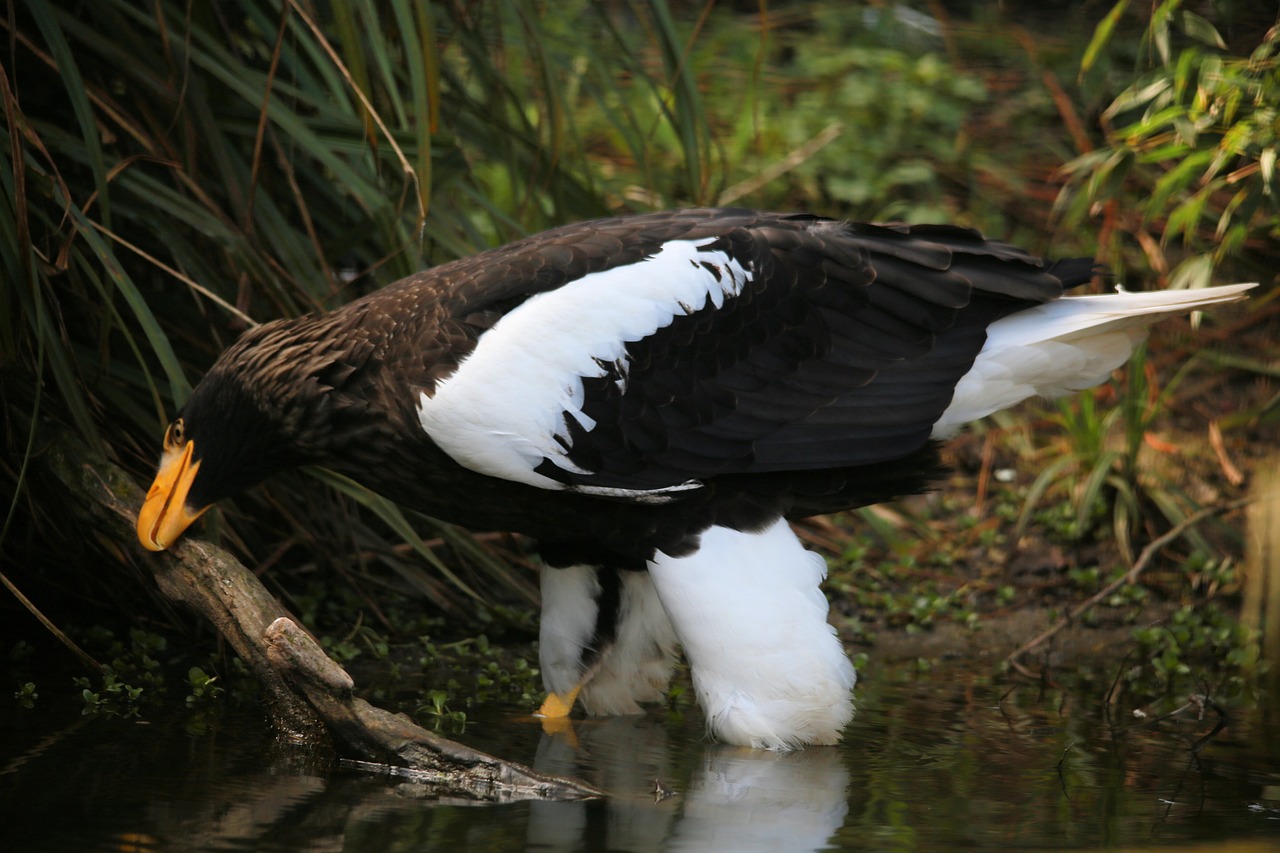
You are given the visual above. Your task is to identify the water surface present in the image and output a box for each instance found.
[3,663,1278,851]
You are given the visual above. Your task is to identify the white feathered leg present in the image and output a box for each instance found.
[539,565,600,699]
[647,517,856,750]
[539,565,677,716]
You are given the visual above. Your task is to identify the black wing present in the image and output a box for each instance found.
[384,209,1089,495]
[513,211,1083,492]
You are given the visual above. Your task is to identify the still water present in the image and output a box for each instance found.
[2,662,1278,851]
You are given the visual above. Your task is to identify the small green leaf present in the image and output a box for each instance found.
[1165,186,1213,243]
[1148,0,1180,66]
[1260,147,1276,194]
[1167,253,1214,291]
[1180,11,1225,49]
[1081,0,1130,77]
[1103,77,1173,122]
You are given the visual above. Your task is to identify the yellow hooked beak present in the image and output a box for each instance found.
[137,429,208,551]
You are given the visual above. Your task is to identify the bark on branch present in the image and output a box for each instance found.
[42,430,601,802]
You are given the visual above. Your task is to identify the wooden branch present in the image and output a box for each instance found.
[263,617,599,799]
[41,429,602,802]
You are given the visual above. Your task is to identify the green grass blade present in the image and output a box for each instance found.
[306,468,485,603]
[24,0,111,228]
[66,206,191,403]
[1016,455,1079,538]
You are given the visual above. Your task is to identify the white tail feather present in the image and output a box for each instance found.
[933,283,1255,436]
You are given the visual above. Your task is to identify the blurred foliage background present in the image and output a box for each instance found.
[1,0,1276,665]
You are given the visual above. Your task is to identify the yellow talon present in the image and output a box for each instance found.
[536,685,581,718]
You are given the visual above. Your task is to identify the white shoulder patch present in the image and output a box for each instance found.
[416,238,750,491]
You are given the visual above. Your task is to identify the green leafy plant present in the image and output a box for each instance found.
[419,689,468,733]
[75,668,146,718]
[184,667,224,706]
[1061,0,1280,286]
[14,682,37,709]
[1131,602,1261,691]
[1015,345,1213,562]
